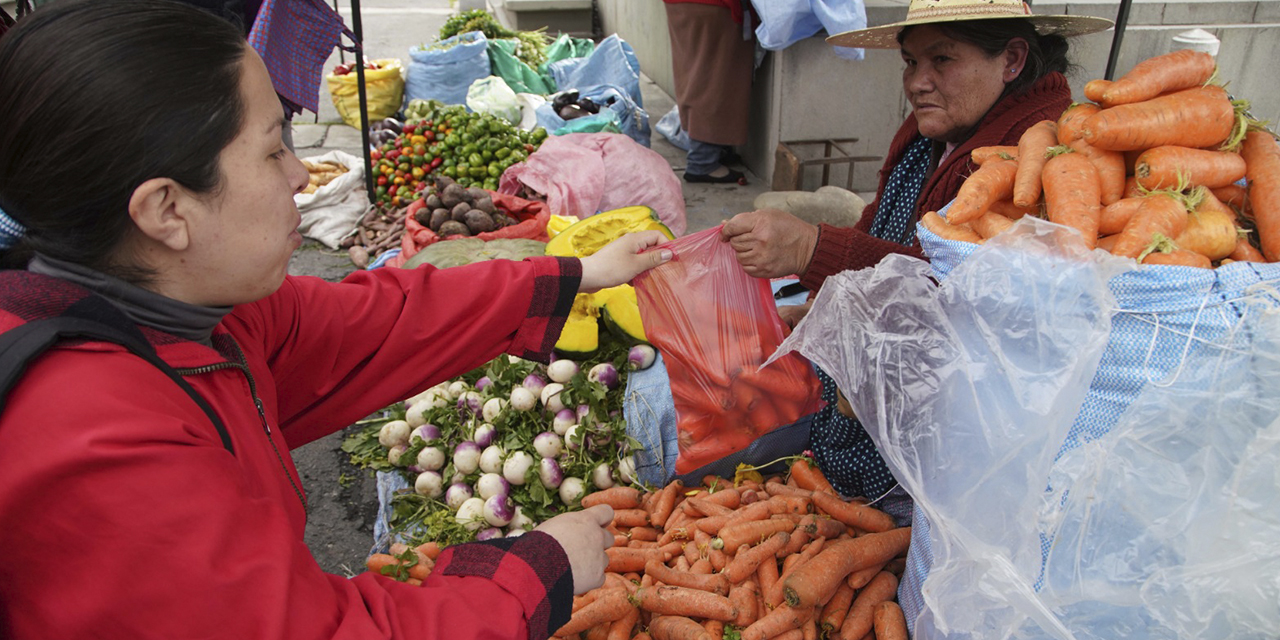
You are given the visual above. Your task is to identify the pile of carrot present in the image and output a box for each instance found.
[924,49,1280,267]
[365,540,442,585]
[555,458,912,640]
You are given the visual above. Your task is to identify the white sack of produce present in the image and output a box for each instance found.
[295,150,366,250]
[773,216,1280,639]
[497,132,687,236]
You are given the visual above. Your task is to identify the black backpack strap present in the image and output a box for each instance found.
[0,306,235,456]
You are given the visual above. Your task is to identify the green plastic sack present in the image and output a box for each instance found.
[555,110,622,136]
[541,34,595,72]
[488,39,555,95]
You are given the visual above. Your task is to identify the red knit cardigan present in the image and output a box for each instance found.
[799,71,1073,292]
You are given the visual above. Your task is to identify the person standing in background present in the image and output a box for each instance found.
[664,0,755,184]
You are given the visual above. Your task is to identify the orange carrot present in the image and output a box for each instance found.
[1142,247,1212,268]
[1069,138,1127,205]
[839,571,900,640]
[615,509,652,528]
[818,581,857,636]
[1135,146,1247,190]
[1099,197,1147,236]
[781,528,912,608]
[684,496,734,519]
[802,514,847,541]
[1014,120,1059,207]
[703,619,724,640]
[1242,129,1280,261]
[766,494,814,516]
[811,489,895,534]
[630,527,660,543]
[730,580,760,628]
[921,211,983,244]
[719,519,798,552]
[971,210,1015,240]
[633,586,738,622]
[648,616,712,640]
[1042,149,1102,249]
[586,487,645,510]
[608,607,641,640]
[607,547,662,573]
[1124,175,1143,198]
[645,557,730,595]
[764,481,813,499]
[741,604,814,640]
[1111,191,1191,259]
[948,159,1018,224]
[557,589,634,636]
[989,199,1041,220]
[408,556,434,581]
[1057,102,1102,145]
[365,553,402,575]
[1212,183,1249,211]
[788,458,835,494]
[651,480,684,528]
[1101,49,1217,106]
[1177,188,1240,261]
[872,601,910,640]
[802,617,818,640]
[1230,233,1266,262]
[414,541,442,561]
[755,550,779,597]
[970,145,1019,165]
[723,532,791,583]
[1083,85,1237,151]
[768,537,827,608]
[846,562,887,590]
[690,558,714,575]
[1083,79,1111,105]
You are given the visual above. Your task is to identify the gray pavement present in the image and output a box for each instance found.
[287,0,775,574]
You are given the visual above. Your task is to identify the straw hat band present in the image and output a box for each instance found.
[905,3,1032,22]
[826,0,1112,48]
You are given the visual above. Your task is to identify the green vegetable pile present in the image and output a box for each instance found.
[395,99,547,192]
[438,9,549,68]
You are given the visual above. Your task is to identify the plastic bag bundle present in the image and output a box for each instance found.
[404,31,490,107]
[634,227,822,474]
[326,59,404,128]
[776,216,1280,639]
[750,0,868,61]
[465,76,520,125]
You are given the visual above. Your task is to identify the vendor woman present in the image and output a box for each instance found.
[719,0,1111,505]
[0,1,672,637]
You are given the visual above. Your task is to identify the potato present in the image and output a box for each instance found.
[429,208,451,232]
[438,220,471,238]
[451,201,472,222]
[464,209,495,234]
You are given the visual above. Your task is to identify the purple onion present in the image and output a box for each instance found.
[476,526,505,541]
[445,482,474,511]
[522,373,547,396]
[475,376,493,391]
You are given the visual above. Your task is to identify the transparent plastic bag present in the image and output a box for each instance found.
[634,227,822,473]
[773,216,1280,639]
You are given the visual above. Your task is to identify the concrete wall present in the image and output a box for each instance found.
[602,0,1280,192]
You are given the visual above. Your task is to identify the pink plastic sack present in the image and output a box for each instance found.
[497,132,687,236]
[633,227,823,473]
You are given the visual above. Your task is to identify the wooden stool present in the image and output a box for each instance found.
[772,139,881,192]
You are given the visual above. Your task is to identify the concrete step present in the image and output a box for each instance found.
[487,0,596,38]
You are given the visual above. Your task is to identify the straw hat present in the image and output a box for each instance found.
[827,0,1113,49]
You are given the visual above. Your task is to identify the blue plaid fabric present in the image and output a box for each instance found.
[0,206,24,250]
[248,0,349,115]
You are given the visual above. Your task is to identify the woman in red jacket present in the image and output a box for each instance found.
[0,1,670,638]
[718,0,1110,505]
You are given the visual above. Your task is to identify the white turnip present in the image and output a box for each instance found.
[540,383,566,414]
[456,497,486,530]
[452,441,482,475]
[588,362,620,389]
[628,345,657,370]
[476,472,510,500]
[617,455,637,485]
[547,359,579,383]
[480,397,504,421]
[378,420,411,448]
[505,529,527,538]
[416,446,446,471]
[502,451,534,486]
[564,424,582,451]
[473,423,497,448]
[446,380,469,399]
[509,386,537,412]
[509,505,535,531]
[533,432,563,458]
[539,457,564,489]
[479,445,505,474]
[558,477,586,505]
[483,494,515,527]
[387,444,408,466]
[445,483,473,511]
[591,462,615,489]
[414,470,444,498]
[552,409,576,436]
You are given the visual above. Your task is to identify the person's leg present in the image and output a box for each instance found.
[686,138,724,176]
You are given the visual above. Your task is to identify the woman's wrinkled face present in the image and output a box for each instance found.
[188,46,308,306]
[900,25,1020,143]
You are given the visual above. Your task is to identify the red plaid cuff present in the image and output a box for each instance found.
[511,256,581,363]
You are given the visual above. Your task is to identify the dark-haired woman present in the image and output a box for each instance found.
[717,0,1111,505]
[0,1,670,637]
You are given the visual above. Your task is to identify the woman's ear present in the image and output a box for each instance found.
[1004,38,1031,83]
[128,177,193,251]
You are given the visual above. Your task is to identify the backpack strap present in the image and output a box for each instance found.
[0,298,235,456]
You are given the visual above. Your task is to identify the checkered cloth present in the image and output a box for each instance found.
[247,0,350,115]
[0,206,24,250]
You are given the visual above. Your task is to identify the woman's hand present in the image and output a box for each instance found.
[533,504,615,594]
[578,230,673,293]
[719,209,820,278]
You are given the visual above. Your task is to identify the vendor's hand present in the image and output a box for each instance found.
[578,230,673,293]
[778,299,814,329]
[534,504,615,594]
[720,209,820,279]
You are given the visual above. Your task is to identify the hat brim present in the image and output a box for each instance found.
[827,14,1114,49]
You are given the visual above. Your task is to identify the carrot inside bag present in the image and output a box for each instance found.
[633,227,824,474]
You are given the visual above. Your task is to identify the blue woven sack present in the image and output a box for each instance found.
[404,31,490,107]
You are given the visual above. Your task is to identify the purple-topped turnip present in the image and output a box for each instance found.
[445,482,473,511]
[503,451,534,485]
[475,376,493,391]
[482,397,507,422]
[387,444,409,466]
[475,526,505,541]
[576,404,592,421]
[564,424,582,451]
[538,457,564,489]
[588,362,620,390]
[479,444,505,474]
[483,494,515,527]
[409,424,442,444]
[547,359,579,383]
[455,497,486,530]
[534,432,563,458]
[446,380,469,399]
[414,470,444,498]
[416,446,446,471]
[476,472,510,500]
[509,386,537,412]
[452,441,482,475]
[591,462,615,489]
[558,477,586,505]
[628,345,657,371]
[473,423,497,448]
[541,383,566,414]
[521,373,547,397]
[552,409,576,436]
[457,391,483,417]
[378,420,411,448]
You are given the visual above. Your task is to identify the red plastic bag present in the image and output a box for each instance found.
[387,191,551,268]
[633,227,823,474]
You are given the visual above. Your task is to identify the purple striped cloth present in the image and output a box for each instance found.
[248,0,351,115]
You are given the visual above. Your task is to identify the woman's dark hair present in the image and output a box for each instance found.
[899,18,1072,97]
[0,0,247,279]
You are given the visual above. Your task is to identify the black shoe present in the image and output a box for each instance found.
[720,148,744,166]
[684,167,745,184]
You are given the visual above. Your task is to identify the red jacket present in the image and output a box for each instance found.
[0,257,579,639]
[800,72,1073,291]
